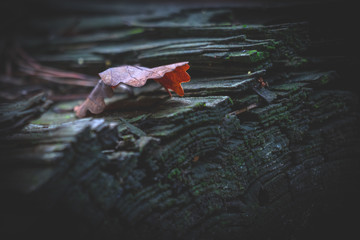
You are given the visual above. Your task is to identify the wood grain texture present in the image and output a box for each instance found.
[1,1,359,239]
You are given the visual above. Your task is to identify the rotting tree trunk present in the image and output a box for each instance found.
[1,1,359,240]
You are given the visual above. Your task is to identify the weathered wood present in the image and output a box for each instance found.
[0,92,52,134]
[1,1,359,240]
[1,71,359,239]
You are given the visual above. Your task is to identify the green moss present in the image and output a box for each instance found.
[129,28,144,35]
[226,50,267,63]
[218,22,232,26]
[127,114,150,123]
[177,155,187,164]
[301,58,308,64]
[265,45,276,50]
[249,50,266,62]
[193,190,200,196]
[319,75,329,85]
[246,50,257,55]
[194,102,207,110]
[168,168,181,180]
[31,112,76,125]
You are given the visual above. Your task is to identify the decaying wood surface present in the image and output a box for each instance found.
[0,1,359,239]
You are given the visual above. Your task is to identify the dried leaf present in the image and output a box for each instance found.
[99,62,190,94]
[74,80,114,118]
[74,62,190,118]
[153,63,190,96]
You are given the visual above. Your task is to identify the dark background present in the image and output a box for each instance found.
[1,0,357,84]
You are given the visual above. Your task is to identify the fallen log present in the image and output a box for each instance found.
[1,1,359,240]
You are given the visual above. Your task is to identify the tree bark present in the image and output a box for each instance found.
[1,1,359,239]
